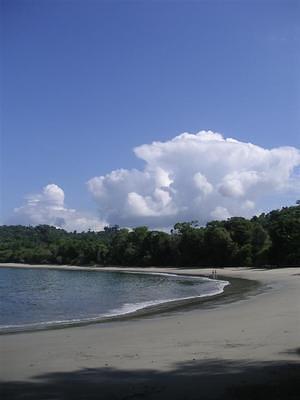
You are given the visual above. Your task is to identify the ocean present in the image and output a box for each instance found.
[0,267,229,332]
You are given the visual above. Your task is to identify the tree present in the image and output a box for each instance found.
[204,227,237,266]
[0,204,299,268]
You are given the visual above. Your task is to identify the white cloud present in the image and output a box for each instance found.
[9,131,300,231]
[42,184,65,206]
[210,206,231,220]
[87,130,300,228]
[193,172,213,196]
[12,184,106,232]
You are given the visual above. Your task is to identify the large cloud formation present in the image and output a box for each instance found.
[87,131,300,228]
[12,184,106,232]
[11,131,300,231]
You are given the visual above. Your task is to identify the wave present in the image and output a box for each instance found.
[103,278,229,317]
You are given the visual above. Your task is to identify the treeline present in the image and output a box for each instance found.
[0,204,299,268]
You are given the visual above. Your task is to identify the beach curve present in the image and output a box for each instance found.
[0,266,299,399]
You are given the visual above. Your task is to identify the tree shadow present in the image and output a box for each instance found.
[1,358,300,400]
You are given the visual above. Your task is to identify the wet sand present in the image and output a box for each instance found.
[1,265,299,399]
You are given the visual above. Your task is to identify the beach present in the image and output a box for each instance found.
[0,265,299,399]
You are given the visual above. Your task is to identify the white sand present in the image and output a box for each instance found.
[0,265,299,399]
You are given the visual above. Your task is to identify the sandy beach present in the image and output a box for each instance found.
[0,264,299,399]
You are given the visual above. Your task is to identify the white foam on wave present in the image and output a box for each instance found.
[103,278,229,317]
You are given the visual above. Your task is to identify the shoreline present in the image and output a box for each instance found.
[0,263,258,335]
[1,266,299,399]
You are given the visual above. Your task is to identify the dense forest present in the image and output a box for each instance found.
[0,204,299,268]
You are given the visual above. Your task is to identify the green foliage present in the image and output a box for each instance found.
[0,205,299,267]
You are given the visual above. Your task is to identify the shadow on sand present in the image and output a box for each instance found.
[1,357,300,400]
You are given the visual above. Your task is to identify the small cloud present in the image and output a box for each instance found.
[11,184,106,232]
[210,206,231,221]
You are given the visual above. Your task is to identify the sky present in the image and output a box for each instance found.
[1,0,300,231]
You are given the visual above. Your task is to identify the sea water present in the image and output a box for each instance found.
[0,267,229,332]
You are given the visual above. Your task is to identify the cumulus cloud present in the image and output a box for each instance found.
[210,206,232,220]
[12,184,106,232]
[9,131,300,231]
[87,131,300,228]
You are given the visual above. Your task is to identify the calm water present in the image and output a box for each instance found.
[0,267,229,332]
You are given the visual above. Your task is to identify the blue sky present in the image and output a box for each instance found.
[2,0,300,230]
